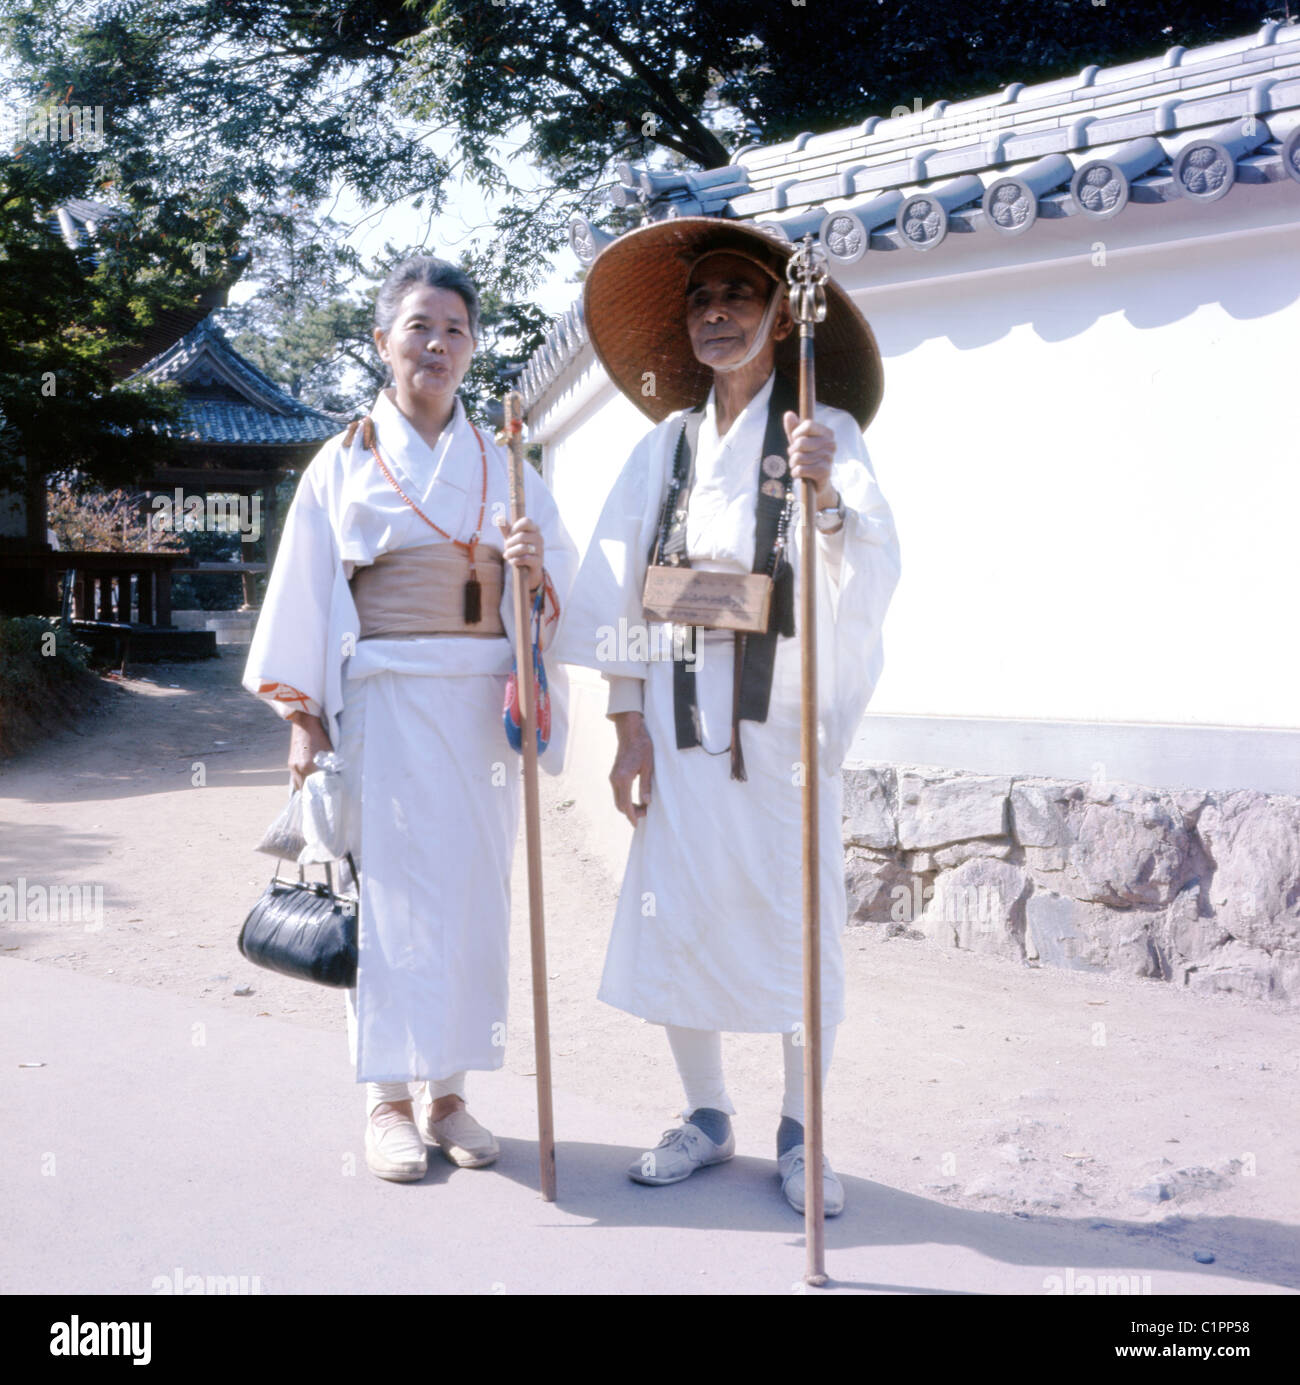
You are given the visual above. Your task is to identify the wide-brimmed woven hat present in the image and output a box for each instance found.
[583,216,883,429]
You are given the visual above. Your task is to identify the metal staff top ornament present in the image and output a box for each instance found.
[786,234,829,328]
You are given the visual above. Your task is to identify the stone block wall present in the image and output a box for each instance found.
[842,762,1300,1006]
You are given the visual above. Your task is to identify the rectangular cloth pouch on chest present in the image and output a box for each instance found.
[642,376,800,776]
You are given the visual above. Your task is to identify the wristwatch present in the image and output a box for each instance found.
[814,490,846,533]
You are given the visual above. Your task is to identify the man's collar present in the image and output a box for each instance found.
[703,370,777,445]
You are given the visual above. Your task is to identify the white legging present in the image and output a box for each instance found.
[361,1077,465,1116]
[666,1024,837,1123]
[345,985,466,1115]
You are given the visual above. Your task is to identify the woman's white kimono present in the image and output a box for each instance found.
[555,371,900,1033]
[243,389,577,1082]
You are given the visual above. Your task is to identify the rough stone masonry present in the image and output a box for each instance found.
[842,763,1300,1006]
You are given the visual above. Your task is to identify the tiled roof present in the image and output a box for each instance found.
[152,398,340,447]
[521,21,1300,416]
[129,318,340,447]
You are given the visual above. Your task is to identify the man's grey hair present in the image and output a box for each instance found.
[373,255,481,340]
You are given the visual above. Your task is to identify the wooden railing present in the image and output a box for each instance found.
[0,552,273,622]
[0,550,186,626]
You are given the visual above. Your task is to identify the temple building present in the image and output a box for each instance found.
[1,199,336,635]
[0,314,337,650]
[128,317,338,594]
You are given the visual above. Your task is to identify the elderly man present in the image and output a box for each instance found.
[558,219,900,1215]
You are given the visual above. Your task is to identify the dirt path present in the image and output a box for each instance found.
[2,652,1297,1291]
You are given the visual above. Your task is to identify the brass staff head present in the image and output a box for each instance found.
[786,234,828,328]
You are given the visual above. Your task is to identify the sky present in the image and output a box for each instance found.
[228,121,585,324]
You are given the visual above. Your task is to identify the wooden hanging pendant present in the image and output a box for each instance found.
[464,558,482,624]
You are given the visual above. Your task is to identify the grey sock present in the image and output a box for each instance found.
[777,1116,803,1158]
[687,1107,731,1145]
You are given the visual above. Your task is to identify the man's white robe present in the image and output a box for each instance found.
[243,389,577,1082]
[555,372,900,1033]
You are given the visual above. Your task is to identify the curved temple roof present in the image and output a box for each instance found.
[520,21,1300,417]
[128,319,339,448]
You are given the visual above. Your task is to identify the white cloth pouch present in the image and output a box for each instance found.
[299,751,354,863]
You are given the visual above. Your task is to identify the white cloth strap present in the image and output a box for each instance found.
[711,283,786,374]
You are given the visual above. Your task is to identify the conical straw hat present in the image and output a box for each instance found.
[583,216,884,429]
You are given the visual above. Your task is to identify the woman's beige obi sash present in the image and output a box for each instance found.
[349,543,505,638]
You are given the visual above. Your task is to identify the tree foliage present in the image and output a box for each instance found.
[45,478,184,552]
[218,204,370,413]
[10,1,1284,301]
[0,614,98,758]
[0,1,249,495]
[0,149,202,493]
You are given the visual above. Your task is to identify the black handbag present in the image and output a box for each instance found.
[237,855,359,988]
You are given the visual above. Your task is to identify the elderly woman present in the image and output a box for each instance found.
[557,220,900,1216]
[244,255,576,1183]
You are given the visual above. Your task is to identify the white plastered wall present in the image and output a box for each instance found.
[855,216,1300,730]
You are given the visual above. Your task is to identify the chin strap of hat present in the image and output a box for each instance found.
[712,286,786,375]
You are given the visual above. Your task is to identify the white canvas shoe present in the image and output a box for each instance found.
[423,1105,500,1168]
[777,1144,845,1216]
[365,1105,428,1183]
[628,1122,736,1185]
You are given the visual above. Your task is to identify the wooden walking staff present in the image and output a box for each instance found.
[787,234,830,1286]
[504,389,557,1202]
